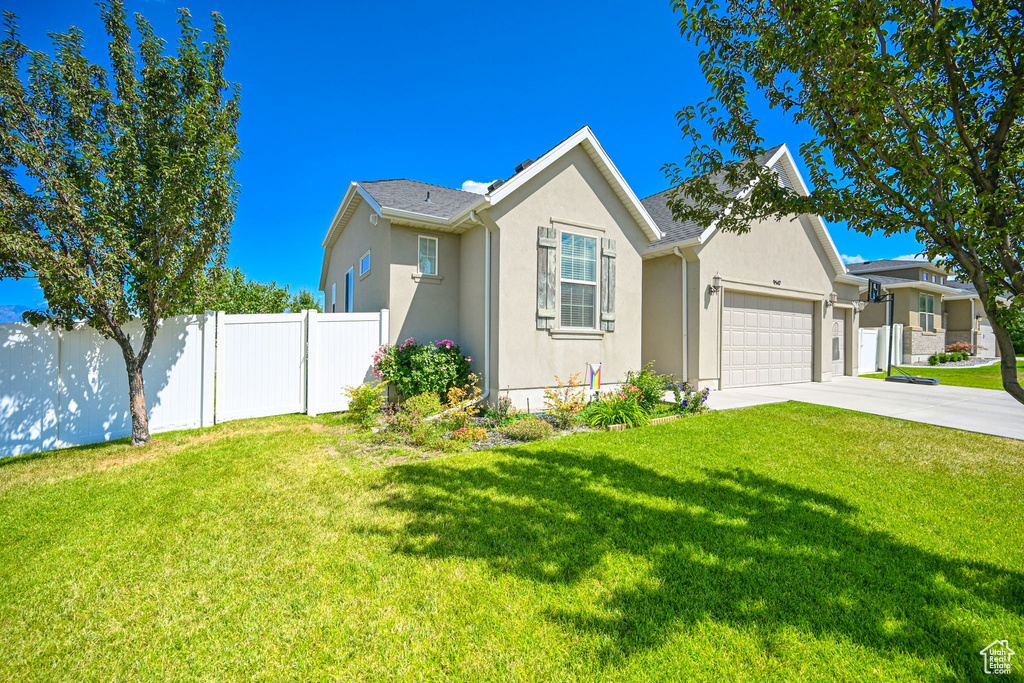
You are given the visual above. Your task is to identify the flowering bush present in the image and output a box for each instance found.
[671,382,710,415]
[451,426,488,441]
[581,384,650,428]
[624,362,673,413]
[372,337,474,398]
[543,373,587,428]
[483,395,515,426]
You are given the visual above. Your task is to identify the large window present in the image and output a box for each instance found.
[345,268,354,312]
[418,236,438,275]
[919,293,935,332]
[560,232,598,328]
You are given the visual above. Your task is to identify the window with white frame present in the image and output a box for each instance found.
[919,292,935,332]
[360,250,371,276]
[418,236,438,275]
[560,232,598,328]
[921,272,928,281]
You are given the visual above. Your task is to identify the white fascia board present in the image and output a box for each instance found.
[321,183,383,249]
[881,281,960,295]
[835,273,868,286]
[486,126,663,242]
[942,293,981,301]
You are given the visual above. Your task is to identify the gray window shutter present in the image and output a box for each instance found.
[600,238,616,332]
[537,227,557,329]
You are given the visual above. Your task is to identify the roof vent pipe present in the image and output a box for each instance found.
[425,191,431,203]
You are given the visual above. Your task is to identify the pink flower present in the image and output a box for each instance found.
[465,356,473,362]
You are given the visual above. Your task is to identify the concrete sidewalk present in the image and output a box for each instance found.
[706,376,1024,440]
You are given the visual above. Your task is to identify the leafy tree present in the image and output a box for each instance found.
[201,267,323,314]
[0,1,240,443]
[289,287,323,313]
[667,0,1024,404]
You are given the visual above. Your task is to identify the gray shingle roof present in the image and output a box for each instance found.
[642,144,785,248]
[846,259,931,273]
[359,179,480,220]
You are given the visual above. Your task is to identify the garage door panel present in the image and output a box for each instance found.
[722,292,815,388]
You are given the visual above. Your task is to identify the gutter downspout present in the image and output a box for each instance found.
[673,247,688,381]
[970,298,976,351]
[470,210,491,401]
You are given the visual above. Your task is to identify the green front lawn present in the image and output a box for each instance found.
[862,359,1022,391]
[1,405,1022,681]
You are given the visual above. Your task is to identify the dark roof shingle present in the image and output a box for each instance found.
[642,144,785,248]
[359,179,480,220]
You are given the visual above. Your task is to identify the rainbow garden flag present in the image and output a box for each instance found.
[587,363,601,390]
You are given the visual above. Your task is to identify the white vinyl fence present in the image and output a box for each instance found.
[858,324,904,373]
[0,309,388,457]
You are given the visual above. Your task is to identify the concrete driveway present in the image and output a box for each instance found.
[707,376,1024,440]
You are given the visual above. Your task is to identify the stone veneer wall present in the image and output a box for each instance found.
[904,330,946,361]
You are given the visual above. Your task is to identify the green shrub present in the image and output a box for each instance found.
[928,354,940,366]
[581,386,650,428]
[500,416,553,441]
[624,362,673,413]
[342,381,387,427]
[390,392,442,444]
[372,338,474,398]
[483,395,515,426]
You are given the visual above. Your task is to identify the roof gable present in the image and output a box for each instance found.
[642,144,847,276]
[485,126,663,242]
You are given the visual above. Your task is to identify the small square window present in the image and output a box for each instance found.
[359,250,371,276]
[418,236,438,275]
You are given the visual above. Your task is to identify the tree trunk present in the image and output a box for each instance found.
[989,317,1024,406]
[124,355,151,446]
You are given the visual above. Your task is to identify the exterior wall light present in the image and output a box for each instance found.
[710,274,723,294]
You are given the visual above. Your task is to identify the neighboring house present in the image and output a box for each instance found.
[641,145,863,389]
[319,127,860,405]
[847,259,999,361]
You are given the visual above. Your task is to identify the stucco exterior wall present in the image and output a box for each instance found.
[641,255,685,379]
[689,213,840,387]
[388,225,461,344]
[323,201,390,314]
[485,146,646,395]
[945,298,975,332]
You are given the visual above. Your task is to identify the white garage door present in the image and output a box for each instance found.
[832,310,846,376]
[722,291,814,388]
[977,321,998,358]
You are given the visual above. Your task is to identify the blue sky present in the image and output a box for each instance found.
[1,0,925,308]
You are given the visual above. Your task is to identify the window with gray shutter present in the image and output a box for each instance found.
[600,238,615,332]
[536,227,557,329]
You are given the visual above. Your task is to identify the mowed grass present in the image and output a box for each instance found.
[1,405,1023,682]
[863,359,1023,391]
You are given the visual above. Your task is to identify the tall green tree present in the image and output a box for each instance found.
[0,1,240,443]
[667,0,1024,404]
[201,267,323,314]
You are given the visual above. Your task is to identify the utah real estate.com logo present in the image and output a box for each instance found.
[980,640,1015,675]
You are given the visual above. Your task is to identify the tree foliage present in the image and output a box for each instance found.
[668,0,1024,403]
[201,267,322,314]
[0,1,240,442]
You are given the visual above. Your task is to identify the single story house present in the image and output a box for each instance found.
[319,127,861,406]
[847,259,1000,361]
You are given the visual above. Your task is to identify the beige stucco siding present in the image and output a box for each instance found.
[689,214,841,387]
[387,225,461,344]
[485,146,647,392]
[323,201,390,314]
[641,255,685,379]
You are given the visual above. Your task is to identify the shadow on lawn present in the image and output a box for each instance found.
[370,445,1024,677]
